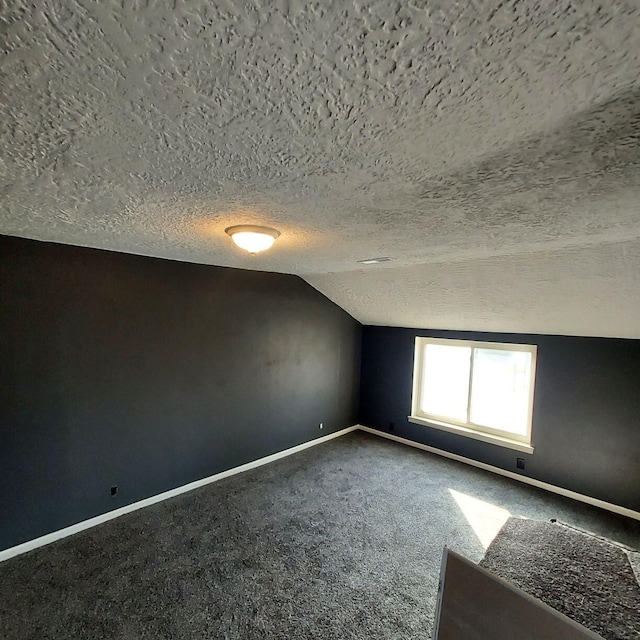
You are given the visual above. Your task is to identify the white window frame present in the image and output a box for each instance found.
[409,337,537,454]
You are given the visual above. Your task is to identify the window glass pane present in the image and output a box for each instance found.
[469,348,532,435]
[421,344,471,422]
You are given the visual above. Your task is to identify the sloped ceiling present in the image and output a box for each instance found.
[2,1,640,338]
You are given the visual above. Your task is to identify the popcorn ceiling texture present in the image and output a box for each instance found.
[1,1,640,337]
[307,241,640,338]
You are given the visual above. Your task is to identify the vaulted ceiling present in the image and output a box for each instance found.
[2,1,640,337]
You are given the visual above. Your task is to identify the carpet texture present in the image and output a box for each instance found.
[480,518,640,640]
[1,432,638,639]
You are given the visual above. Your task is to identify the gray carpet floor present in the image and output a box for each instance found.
[1,431,639,639]
[480,518,640,640]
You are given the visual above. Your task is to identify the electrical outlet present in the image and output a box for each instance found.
[516,458,525,470]
[319,423,323,430]
[110,485,118,497]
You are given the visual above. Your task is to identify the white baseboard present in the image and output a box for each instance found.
[3,422,637,563]
[0,426,358,563]
[356,425,640,522]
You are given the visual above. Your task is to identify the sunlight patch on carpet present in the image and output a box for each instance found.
[448,489,511,549]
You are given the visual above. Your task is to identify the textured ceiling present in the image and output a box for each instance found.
[2,1,640,337]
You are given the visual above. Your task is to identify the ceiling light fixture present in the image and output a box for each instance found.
[225,225,281,254]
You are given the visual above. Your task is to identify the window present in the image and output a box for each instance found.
[409,337,537,453]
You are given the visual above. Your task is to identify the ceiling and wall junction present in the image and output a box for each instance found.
[2,1,640,337]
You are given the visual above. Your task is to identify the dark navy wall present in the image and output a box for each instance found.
[0,235,361,550]
[360,326,640,513]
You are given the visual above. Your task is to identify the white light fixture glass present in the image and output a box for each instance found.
[225,225,281,254]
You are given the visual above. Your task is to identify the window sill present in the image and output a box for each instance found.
[407,416,534,454]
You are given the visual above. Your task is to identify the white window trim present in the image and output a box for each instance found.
[409,337,537,454]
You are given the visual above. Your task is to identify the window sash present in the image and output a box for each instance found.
[412,337,537,445]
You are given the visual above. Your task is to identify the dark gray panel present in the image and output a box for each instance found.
[360,326,640,512]
[0,235,361,550]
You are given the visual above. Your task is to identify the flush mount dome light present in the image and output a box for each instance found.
[225,225,281,254]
